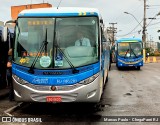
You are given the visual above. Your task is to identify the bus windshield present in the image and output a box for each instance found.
[118,42,142,58]
[14,17,99,69]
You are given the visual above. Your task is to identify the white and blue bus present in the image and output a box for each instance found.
[3,7,110,103]
[115,38,143,70]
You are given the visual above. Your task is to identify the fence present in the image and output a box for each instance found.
[145,56,160,63]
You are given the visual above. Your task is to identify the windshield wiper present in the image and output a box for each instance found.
[124,49,130,58]
[130,48,138,58]
[52,19,79,74]
[28,29,48,74]
[54,43,79,74]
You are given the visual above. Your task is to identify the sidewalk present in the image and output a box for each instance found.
[0,88,9,100]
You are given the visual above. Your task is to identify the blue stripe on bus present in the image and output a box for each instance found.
[118,55,143,62]
[117,60,143,67]
[117,56,143,67]
[18,12,98,17]
[12,62,100,86]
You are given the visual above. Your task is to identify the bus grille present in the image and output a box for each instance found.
[25,83,83,91]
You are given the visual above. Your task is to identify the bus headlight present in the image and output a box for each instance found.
[13,74,28,85]
[79,73,99,85]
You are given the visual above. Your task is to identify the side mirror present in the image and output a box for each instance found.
[2,20,16,42]
[100,19,103,23]
[5,20,16,24]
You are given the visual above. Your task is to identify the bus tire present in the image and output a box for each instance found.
[105,72,109,83]
[117,66,121,70]
[137,66,140,70]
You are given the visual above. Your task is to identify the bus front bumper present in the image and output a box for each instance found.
[12,75,102,103]
[117,58,143,67]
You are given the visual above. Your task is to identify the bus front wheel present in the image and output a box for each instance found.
[136,66,140,70]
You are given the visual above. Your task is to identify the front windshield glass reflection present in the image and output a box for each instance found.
[14,17,99,69]
[118,42,142,58]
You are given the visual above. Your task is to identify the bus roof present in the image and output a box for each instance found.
[116,38,142,43]
[18,7,100,17]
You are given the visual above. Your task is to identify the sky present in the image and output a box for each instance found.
[0,0,160,42]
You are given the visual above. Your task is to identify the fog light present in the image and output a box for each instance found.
[87,90,96,98]
[14,90,22,98]
[51,86,57,91]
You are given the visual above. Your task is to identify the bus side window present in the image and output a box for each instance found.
[100,27,105,52]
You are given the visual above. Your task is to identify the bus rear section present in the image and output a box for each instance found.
[116,38,143,70]
[9,7,110,103]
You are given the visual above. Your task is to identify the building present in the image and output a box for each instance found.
[146,41,160,51]
[11,3,52,20]
[104,28,115,44]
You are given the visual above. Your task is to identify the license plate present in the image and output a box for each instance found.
[46,96,62,102]
[128,65,133,66]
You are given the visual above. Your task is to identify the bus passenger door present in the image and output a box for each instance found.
[101,35,108,85]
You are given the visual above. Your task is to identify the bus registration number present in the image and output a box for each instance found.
[46,96,62,102]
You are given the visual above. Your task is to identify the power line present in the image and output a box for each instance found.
[57,0,63,9]
[148,21,160,27]
[147,27,160,30]
[117,30,141,37]
[118,20,160,37]
[113,2,143,25]
[146,12,159,27]
[119,26,160,36]
[115,2,144,37]
[124,12,143,28]
[119,11,160,37]
[117,19,143,37]
[149,5,160,6]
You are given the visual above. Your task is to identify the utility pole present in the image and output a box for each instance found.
[142,0,147,62]
[109,23,117,46]
[106,27,113,43]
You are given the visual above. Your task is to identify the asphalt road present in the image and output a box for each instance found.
[1,63,160,125]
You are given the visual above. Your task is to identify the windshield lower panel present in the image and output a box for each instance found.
[118,42,142,58]
[14,17,99,69]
